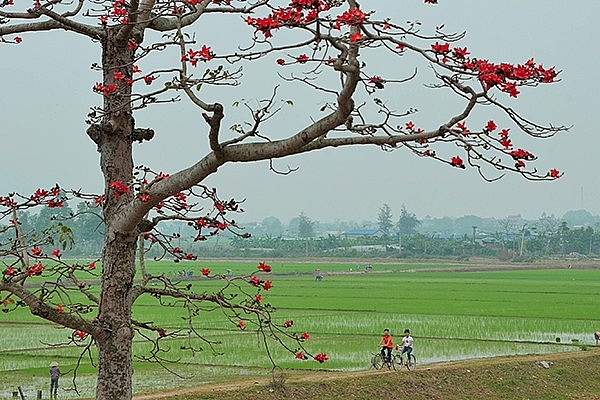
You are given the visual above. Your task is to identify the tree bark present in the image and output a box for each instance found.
[94,27,138,400]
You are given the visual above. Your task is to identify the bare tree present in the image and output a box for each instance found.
[0,0,567,398]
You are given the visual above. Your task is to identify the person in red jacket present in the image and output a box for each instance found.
[378,328,394,367]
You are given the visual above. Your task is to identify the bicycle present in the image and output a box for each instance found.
[371,347,396,370]
[393,348,416,370]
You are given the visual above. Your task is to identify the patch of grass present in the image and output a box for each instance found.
[157,349,600,400]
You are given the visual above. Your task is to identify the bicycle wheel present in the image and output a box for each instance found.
[390,354,400,371]
[371,353,384,369]
[406,354,416,370]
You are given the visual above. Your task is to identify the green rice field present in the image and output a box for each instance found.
[1,260,599,398]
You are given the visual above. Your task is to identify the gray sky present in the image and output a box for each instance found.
[1,1,598,224]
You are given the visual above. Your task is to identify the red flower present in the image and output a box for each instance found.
[258,261,272,272]
[501,81,520,97]
[314,352,329,363]
[57,304,64,313]
[143,75,155,85]
[47,199,64,208]
[237,320,246,329]
[295,351,305,359]
[127,38,137,50]
[301,331,310,340]
[431,41,450,54]
[485,120,497,132]
[157,328,167,337]
[336,8,367,26]
[255,294,263,302]
[349,31,362,43]
[52,249,61,257]
[27,262,44,276]
[5,266,15,275]
[297,54,309,63]
[369,76,385,90]
[113,71,125,80]
[456,121,469,135]
[451,156,465,169]
[509,148,534,160]
[89,261,96,270]
[99,15,109,23]
[140,193,150,202]
[201,268,210,276]
[405,121,414,131]
[452,46,469,59]
[262,280,272,290]
[250,276,261,286]
[109,180,129,197]
[31,247,43,257]
[74,330,88,339]
[14,36,22,43]
[549,168,561,178]
[32,188,49,201]
[276,58,285,65]
[283,320,293,328]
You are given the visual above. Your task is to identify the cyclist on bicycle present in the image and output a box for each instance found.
[399,328,414,362]
[378,328,394,367]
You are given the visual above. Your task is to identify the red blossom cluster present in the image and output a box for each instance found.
[249,275,272,291]
[257,261,272,272]
[181,45,214,66]
[336,8,367,26]
[464,57,556,97]
[245,0,329,37]
[93,82,118,96]
[109,180,129,197]
[450,155,465,169]
[549,168,561,178]
[111,0,128,23]
[27,262,44,276]
[499,128,512,149]
[429,42,557,98]
[237,320,246,329]
[314,352,329,363]
[73,330,88,339]
[283,320,293,328]
[201,268,210,276]
[509,148,534,161]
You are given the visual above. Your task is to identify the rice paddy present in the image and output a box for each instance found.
[1,260,598,398]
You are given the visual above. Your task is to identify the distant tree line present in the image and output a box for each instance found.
[2,202,599,261]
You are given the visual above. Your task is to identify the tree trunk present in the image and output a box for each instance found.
[95,236,136,399]
[94,28,138,400]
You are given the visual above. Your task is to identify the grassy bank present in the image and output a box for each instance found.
[139,348,600,400]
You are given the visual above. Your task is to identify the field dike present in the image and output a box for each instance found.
[132,348,600,400]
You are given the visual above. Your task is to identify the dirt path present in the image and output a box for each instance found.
[133,349,600,399]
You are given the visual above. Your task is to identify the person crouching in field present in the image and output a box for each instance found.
[595,331,600,344]
[378,328,394,367]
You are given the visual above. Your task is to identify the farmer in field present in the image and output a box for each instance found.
[378,328,394,367]
[49,361,60,398]
[595,331,600,344]
[399,329,414,363]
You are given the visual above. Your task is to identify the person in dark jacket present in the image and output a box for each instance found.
[49,361,60,398]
